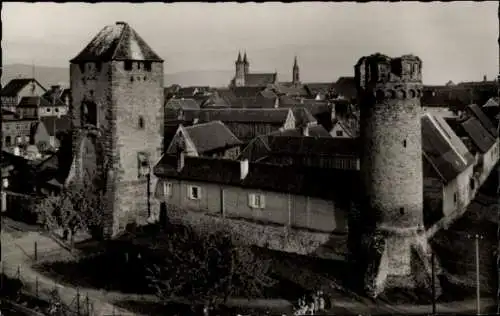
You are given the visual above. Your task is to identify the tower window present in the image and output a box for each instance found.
[453,193,457,204]
[399,207,404,215]
[130,76,134,83]
[144,61,152,72]
[137,151,150,179]
[138,116,145,129]
[124,61,133,71]
[403,139,407,148]
[89,90,94,97]
[79,63,85,74]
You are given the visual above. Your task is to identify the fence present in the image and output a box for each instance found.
[1,227,134,316]
[0,262,96,316]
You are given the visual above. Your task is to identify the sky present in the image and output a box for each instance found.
[2,2,498,85]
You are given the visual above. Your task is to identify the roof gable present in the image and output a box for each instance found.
[70,22,163,63]
[1,78,46,97]
[165,98,200,111]
[176,121,242,154]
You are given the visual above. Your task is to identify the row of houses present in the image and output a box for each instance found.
[153,103,499,235]
[1,79,72,159]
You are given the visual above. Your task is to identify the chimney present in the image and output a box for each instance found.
[177,151,185,172]
[302,125,310,137]
[240,159,249,180]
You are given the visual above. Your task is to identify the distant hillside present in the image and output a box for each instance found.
[2,64,234,89]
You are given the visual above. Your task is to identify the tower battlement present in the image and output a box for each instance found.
[355,53,423,101]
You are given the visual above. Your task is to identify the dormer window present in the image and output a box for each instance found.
[124,61,133,71]
[144,61,152,72]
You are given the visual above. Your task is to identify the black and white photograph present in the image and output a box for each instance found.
[1,2,499,315]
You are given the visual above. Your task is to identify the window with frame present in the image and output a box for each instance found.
[336,130,343,137]
[248,193,265,209]
[144,61,152,72]
[164,181,173,197]
[188,185,201,200]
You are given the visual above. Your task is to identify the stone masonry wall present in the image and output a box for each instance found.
[109,60,164,236]
[165,204,348,261]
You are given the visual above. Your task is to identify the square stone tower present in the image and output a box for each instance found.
[68,21,164,237]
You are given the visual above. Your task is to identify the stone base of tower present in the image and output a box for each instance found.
[360,228,443,298]
[103,179,160,238]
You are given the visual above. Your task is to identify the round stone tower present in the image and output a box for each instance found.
[350,53,436,297]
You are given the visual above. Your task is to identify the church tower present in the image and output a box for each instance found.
[68,21,164,237]
[292,56,300,85]
[349,53,436,297]
[234,51,245,87]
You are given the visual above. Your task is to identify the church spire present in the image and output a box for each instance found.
[243,51,248,64]
[292,55,300,85]
[237,51,242,63]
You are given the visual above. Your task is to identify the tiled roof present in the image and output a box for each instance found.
[291,108,317,127]
[279,98,331,116]
[17,96,52,109]
[266,136,360,157]
[165,98,200,111]
[70,21,163,63]
[1,78,46,97]
[244,73,277,87]
[191,108,292,124]
[304,83,334,95]
[227,96,277,109]
[200,95,230,108]
[460,117,496,154]
[466,104,498,137]
[170,121,242,154]
[154,154,359,200]
[272,125,331,138]
[421,114,474,183]
[259,89,278,99]
[175,87,208,98]
[273,83,311,97]
[230,86,266,98]
[40,116,72,137]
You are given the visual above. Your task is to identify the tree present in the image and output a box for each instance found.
[146,225,276,314]
[36,177,107,243]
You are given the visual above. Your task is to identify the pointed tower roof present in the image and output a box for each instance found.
[70,21,163,63]
[243,52,248,64]
[236,51,242,63]
[293,56,299,68]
